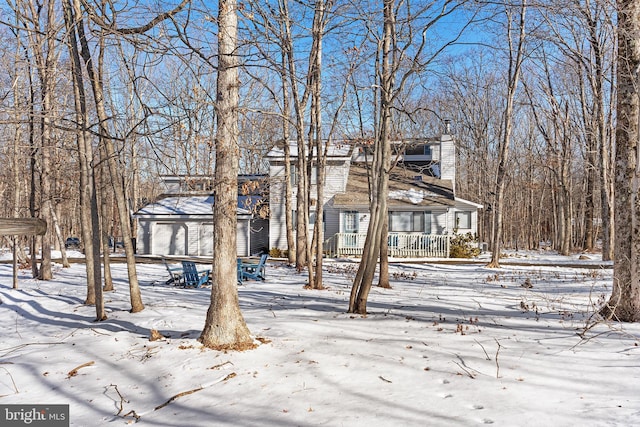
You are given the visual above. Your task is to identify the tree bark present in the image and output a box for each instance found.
[199,0,253,350]
[349,0,394,314]
[73,0,143,313]
[487,1,527,268]
[601,0,640,321]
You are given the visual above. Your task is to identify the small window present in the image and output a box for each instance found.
[455,211,471,229]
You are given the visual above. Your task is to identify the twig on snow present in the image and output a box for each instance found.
[0,366,18,395]
[155,386,204,411]
[67,361,95,379]
[474,339,491,360]
[495,339,502,378]
[107,384,129,415]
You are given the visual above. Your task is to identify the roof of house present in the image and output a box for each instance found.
[135,195,258,217]
[332,164,456,208]
[266,142,353,159]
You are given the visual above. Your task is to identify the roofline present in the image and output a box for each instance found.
[455,197,484,209]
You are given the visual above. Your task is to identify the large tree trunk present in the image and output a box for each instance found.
[601,0,640,321]
[199,0,253,350]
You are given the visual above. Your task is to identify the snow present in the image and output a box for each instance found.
[0,251,638,426]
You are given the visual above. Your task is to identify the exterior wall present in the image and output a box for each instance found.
[136,217,251,256]
[268,163,288,250]
[448,200,481,236]
[439,135,456,187]
[269,160,350,251]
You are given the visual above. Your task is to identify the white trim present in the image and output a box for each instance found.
[454,197,483,209]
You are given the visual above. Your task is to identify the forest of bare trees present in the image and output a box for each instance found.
[1,0,638,323]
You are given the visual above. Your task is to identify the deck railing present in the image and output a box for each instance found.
[324,233,451,258]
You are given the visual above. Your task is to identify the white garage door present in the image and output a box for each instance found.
[199,223,214,255]
[153,223,187,255]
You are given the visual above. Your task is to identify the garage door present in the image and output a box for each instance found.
[153,223,187,255]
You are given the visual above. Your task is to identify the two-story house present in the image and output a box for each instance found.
[267,135,482,258]
[135,133,481,258]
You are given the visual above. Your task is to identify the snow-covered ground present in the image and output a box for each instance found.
[0,251,637,426]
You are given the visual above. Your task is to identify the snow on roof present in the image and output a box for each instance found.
[266,142,353,159]
[333,163,455,207]
[135,195,256,216]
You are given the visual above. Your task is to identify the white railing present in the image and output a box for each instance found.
[324,233,451,258]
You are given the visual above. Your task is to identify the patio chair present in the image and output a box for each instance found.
[162,257,183,285]
[181,261,210,288]
[237,259,244,285]
[240,254,268,282]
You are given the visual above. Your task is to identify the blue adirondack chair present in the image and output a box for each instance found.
[240,254,268,282]
[181,261,210,288]
[162,257,183,285]
[237,259,244,285]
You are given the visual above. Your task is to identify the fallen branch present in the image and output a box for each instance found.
[453,361,476,379]
[474,339,491,360]
[155,386,204,411]
[107,384,129,415]
[494,339,502,378]
[67,361,95,379]
[0,366,18,395]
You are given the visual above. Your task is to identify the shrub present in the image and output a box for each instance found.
[269,247,288,258]
[449,233,481,258]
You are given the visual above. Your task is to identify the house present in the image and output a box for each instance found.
[267,135,482,258]
[134,175,269,257]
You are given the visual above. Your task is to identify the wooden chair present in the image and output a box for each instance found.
[181,261,210,288]
[162,257,183,285]
[240,254,268,282]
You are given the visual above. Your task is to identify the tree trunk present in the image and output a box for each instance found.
[100,155,114,292]
[199,0,253,350]
[349,0,394,314]
[601,0,640,321]
[73,0,143,313]
[63,0,104,317]
[487,1,527,268]
[280,55,296,265]
[378,217,391,288]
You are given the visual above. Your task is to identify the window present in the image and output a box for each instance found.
[424,211,432,234]
[290,165,317,186]
[389,211,424,232]
[455,211,472,229]
[344,211,359,233]
[405,144,432,157]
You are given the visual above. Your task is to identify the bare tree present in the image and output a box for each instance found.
[601,0,640,321]
[487,0,527,268]
[199,0,254,350]
[350,0,472,313]
[62,0,104,315]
